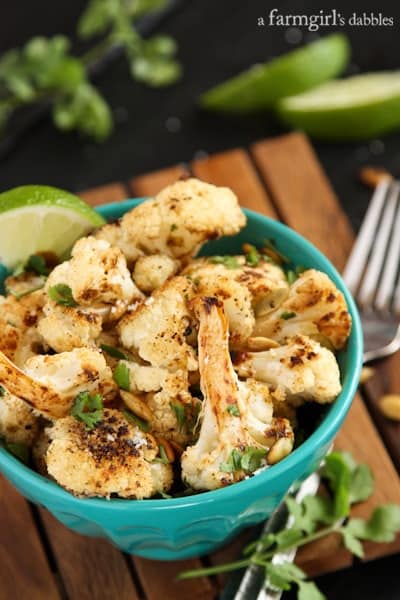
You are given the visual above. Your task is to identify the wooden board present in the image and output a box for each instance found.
[1,132,399,599]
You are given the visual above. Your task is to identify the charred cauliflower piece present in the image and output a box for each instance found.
[0,348,117,419]
[0,387,40,446]
[235,335,341,405]
[181,297,293,491]
[0,290,46,367]
[45,409,173,498]
[118,277,197,372]
[46,236,143,307]
[253,269,351,350]
[133,254,180,293]
[38,301,103,353]
[96,178,246,263]
[183,257,289,348]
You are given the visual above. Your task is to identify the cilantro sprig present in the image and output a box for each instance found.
[48,283,78,307]
[0,1,181,141]
[71,391,103,429]
[220,447,267,474]
[179,451,400,599]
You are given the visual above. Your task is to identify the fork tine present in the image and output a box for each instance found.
[342,178,390,293]
[375,183,400,310]
[357,182,398,307]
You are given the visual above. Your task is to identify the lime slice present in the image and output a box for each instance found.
[0,185,106,268]
[200,34,350,114]
[277,72,400,140]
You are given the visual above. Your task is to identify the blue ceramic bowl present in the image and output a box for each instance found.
[0,199,363,560]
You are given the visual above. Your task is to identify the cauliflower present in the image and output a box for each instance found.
[45,409,173,498]
[181,297,293,491]
[96,178,246,263]
[253,269,351,350]
[118,277,197,372]
[46,236,143,307]
[0,290,46,367]
[38,301,103,353]
[133,254,180,293]
[183,257,289,348]
[0,387,40,446]
[235,335,342,404]
[0,348,117,419]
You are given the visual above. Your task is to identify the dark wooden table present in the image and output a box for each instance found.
[1,132,399,599]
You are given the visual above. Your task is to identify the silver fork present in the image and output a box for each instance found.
[342,177,400,363]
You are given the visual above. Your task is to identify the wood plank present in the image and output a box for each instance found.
[130,164,189,197]
[192,148,276,217]
[40,510,139,600]
[252,133,354,272]
[0,476,60,600]
[132,557,216,600]
[252,132,400,562]
[79,182,129,206]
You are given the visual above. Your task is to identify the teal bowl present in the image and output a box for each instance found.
[0,199,363,560]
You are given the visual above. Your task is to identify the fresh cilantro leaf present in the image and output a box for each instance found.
[280,311,296,320]
[171,401,186,431]
[349,464,374,504]
[0,385,5,397]
[122,409,150,432]
[113,362,130,391]
[320,452,352,519]
[71,391,103,429]
[285,497,316,535]
[341,528,364,558]
[48,283,77,307]
[302,495,336,526]
[209,255,240,269]
[153,444,170,464]
[297,580,326,600]
[220,448,242,473]
[26,254,50,276]
[265,561,306,591]
[346,505,400,543]
[243,533,276,556]
[286,269,297,285]
[100,344,128,360]
[227,404,240,417]
[274,527,303,550]
[240,447,267,473]
[245,244,261,266]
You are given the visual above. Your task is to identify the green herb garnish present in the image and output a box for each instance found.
[153,444,170,464]
[8,284,45,300]
[286,270,297,285]
[280,311,296,320]
[227,404,240,417]
[100,344,129,360]
[171,402,186,431]
[123,409,150,433]
[262,239,290,264]
[26,254,50,276]
[48,283,77,307]
[179,452,400,600]
[220,446,265,474]
[245,244,261,267]
[220,448,243,473]
[170,223,178,231]
[0,385,5,397]
[113,362,130,391]
[209,255,240,269]
[71,391,103,429]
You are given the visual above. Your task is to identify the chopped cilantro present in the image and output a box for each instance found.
[48,283,77,307]
[113,362,130,391]
[171,402,186,431]
[240,447,267,473]
[71,391,103,429]
[227,404,240,417]
[100,344,128,360]
[0,385,5,397]
[154,444,170,464]
[209,255,240,269]
[123,409,150,432]
[280,311,296,320]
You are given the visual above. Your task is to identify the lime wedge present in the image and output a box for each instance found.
[277,72,400,140]
[200,34,350,114]
[0,185,106,268]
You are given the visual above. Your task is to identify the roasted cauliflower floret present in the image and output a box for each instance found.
[38,301,103,353]
[133,254,180,293]
[96,178,246,263]
[45,409,173,498]
[181,297,293,491]
[46,236,142,307]
[235,335,341,405]
[253,269,351,350]
[0,290,46,367]
[118,277,197,372]
[0,348,117,419]
[0,387,40,445]
[183,257,289,348]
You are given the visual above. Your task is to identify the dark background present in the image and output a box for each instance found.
[1,1,400,598]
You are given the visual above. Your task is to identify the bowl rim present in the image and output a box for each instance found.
[0,199,363,511]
